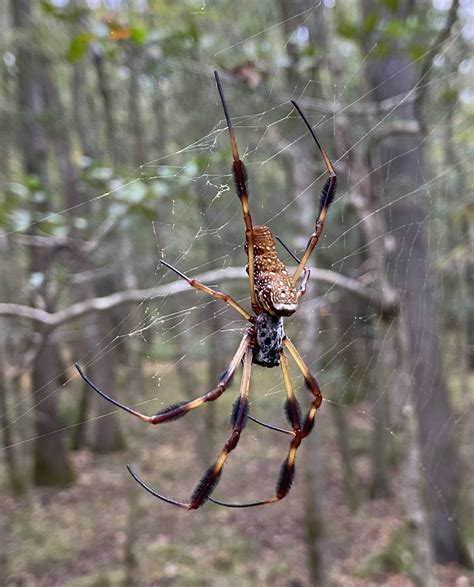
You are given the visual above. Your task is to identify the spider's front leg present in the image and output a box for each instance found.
[160,259,252,322]
[214,71,259,313]
[128,345,253,509]
[290,101,337,284]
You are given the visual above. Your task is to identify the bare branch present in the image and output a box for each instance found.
[11,233,87,250]
[86,216,118,254]
[10,216,117,256]
[0,266,397,330]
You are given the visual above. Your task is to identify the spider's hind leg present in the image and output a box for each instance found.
[209,350,304,508]
[75,333,251,426]
[127,346,254,509]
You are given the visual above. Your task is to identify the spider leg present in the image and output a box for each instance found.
[290,101,337,284]
[214,71,258,312]
[275,236,310,299]
[75,333,251,425]
[210,351,308,508]
[248,414,293,436]
[160,260,252,322]
[127,346,253,509]
[283,337,323,437]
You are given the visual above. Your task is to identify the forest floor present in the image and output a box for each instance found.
[2,360,472,586]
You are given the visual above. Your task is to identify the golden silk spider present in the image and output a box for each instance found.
[76,71,336,509]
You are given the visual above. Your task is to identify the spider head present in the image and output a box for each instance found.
[270,284,298,316]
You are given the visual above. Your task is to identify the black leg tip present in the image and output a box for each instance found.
[126,465,140,484]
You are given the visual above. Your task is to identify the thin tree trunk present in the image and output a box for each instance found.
[32,338,75,485]
[443,92,471,398]
[72,59,99,159]
[0,365,25,494]
[278,3,330,582]
[83,276,126,452]
[39,55,81,212]
[13,0,74,487]
[370,319,395,499]
[326,305,360,512]
[128,52,146,167]
[0,504,7,585]
[196,189,226,463]
[123,478,140,585]
[299,289,329,586]
[153,75,167,158]
[0,0,12,183]
[361,0,469,564]
[92,43,123,168]
[41,49,126,454]
[398,316,436,587]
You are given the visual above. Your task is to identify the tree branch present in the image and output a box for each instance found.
[0,266,397,330]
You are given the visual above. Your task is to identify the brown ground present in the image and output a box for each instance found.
[2,362,472,586]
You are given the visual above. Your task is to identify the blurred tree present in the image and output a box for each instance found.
[12,0,75,487]
[360,0,469,565]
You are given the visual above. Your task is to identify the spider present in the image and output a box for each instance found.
[75,71,336,510]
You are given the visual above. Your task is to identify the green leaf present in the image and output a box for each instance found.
[130,26,148,45]
[25,175,41,190]
[187,20,200,44]
[363,12,378,35]
[409,43,427,61]
[384,19,409,39]
[66,32,92,63]
[383,0,398,12]
[336,16,359,41]
[40,1,56,16]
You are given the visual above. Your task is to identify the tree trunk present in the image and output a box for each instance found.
[398,312,436,587]
[278,2,331,582]
[196,188,226,463]
[370,319,395,499]
[92,43,123,168]
[361,0,469,564]
[32,338,75,485]
[40,46,126,454]
[0,365,25,494]
[128,51,146,167]
[72,58,99,160]
[13,0,74,487]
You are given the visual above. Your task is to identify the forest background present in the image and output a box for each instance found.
[0,0,473,585]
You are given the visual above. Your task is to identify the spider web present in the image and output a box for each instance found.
[1,0,473,583]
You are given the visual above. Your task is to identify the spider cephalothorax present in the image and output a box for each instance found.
[76,71,336,510]
[252,226,298,317]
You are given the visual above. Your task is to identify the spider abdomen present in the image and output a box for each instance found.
[252,225,298,317]
[253,312,285,368]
